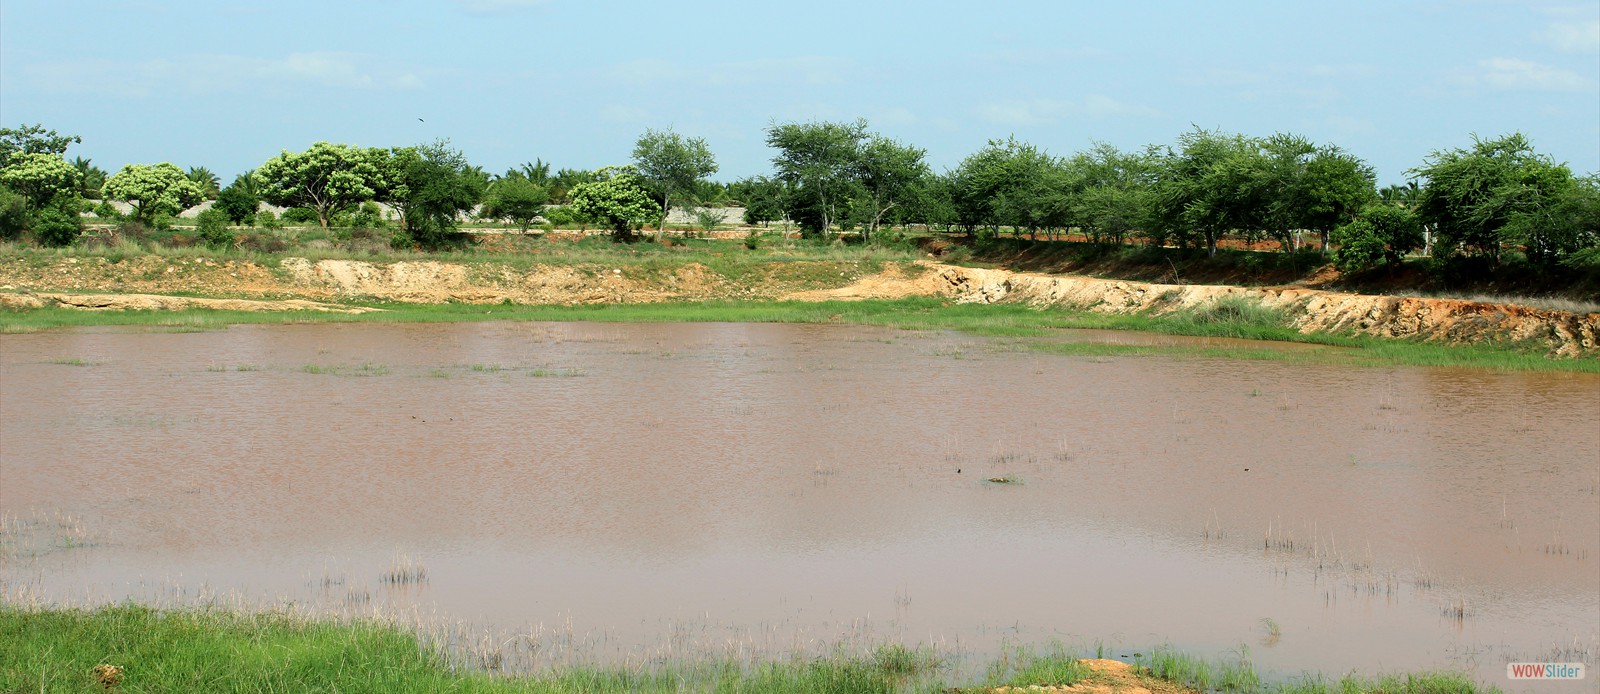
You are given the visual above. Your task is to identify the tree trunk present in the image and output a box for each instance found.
[655,194,669,243]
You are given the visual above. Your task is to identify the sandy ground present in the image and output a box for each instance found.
[1,255,1595,355]
[985,659,1198,694]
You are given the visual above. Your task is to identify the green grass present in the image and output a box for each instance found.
[1,297,1592,372]
[0,604,1507,694]
[982,643,1094,688]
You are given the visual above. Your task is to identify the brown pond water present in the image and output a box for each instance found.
[2,322,1597,690]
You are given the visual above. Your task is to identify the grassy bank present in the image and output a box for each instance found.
[0,604,1500,693]
[2,297,1593,373]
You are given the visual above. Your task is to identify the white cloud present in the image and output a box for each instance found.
[24,52,425,97]
[976,96,1160,126]
[1535,19,1600,52]
[1464,57,1590,91]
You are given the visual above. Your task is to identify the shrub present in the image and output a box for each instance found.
[0,186,27,241]
[348,201,387,229]
[1331,205,1424,274]
[255,209,283,230]
[195,208,234,249]
[34,204,84,247]
[694,207,722,232]
[281,206,319,224]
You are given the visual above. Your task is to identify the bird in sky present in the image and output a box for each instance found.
[417,118,425,122]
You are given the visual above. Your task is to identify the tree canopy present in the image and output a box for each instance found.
[570,166,656,242]
[256,142,387,227]
[632,128,717,240]
[102,163,205,222]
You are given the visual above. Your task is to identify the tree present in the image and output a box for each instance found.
[102,163,204,223]
[734,176,787,228]
[1150,128,1262,257]
[1501,174,1600,267]
[386,140,486,248]
[1331,204,1424,273]
[215,175,261,226]
[256,142,386,227]
[70,157,107,199]
[0,124,80,170]
[0,153,82,211]
[1412,133,1573,264]
[1299,145,1376,254]
[482,176,549,232]
[632,128,718,241]
[853,135,928,242]
[766,119,869,238]
[187,166,221,199]
[570,166,657,242]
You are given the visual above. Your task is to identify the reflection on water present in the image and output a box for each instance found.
[2,322,1596,688]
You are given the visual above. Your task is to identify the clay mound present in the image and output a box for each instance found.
[988,659,1196,694]
[0,291,379,313]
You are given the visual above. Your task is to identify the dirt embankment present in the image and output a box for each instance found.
[785,263,1600,357]
[2,255,1595,356]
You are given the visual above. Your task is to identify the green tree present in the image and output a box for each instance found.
[0,153,82,211]
[1299,145,1376,254]
[1151,128,1262,257]
[1502,174,1600,267]
[0,124,79,170]
[482,176,549,232]
[102,162,204,223]
[70,157,107,199]
[385,140,486,248]
[570,166,657,243]
[1331,204,1424,273]
[1412,133,1573,264]
[187,166,221,199]
[256,142,386,227]
[766,119,870,238]
[853,135,928,242]
[215,175,261,226]
[735,176,787,227]
[632,128,718,241]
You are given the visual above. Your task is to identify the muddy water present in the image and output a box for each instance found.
[2,322,1597,689]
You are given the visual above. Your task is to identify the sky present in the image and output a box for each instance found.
[2,0,1596,186]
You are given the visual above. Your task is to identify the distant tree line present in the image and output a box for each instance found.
[0,121,1594,276]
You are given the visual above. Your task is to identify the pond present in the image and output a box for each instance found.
[2,321,1595,689]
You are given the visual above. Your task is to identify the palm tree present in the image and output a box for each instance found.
[186,166,221,199]
[71,156,107,198]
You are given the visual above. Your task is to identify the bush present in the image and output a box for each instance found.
[0,187,27,241]
[1331,205,1424,274]
[195,208,234,249]
[347,201,387,229]
[281,207,319,224]
[255,210,283,230]
[694,208,723,232]
[91,200,122,220]
[34,204,84,247]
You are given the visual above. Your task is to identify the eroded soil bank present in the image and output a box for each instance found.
[0,254,1595,355]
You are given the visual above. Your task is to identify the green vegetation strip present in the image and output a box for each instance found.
[2,296,1592,373]
[0,605,1500,693]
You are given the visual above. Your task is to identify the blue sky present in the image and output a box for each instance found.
[2,0,1596,185]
